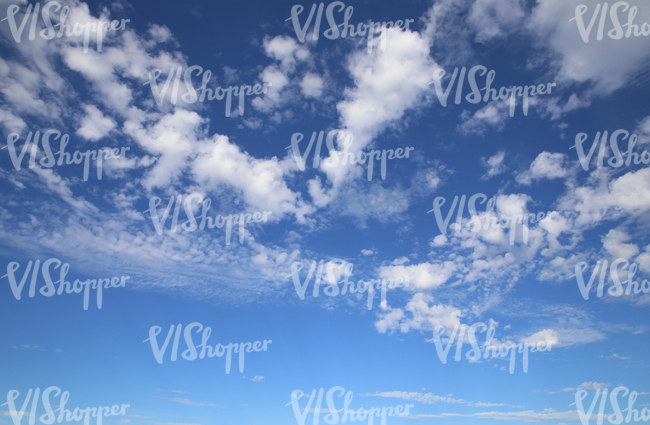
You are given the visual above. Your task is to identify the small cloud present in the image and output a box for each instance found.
[516,152,569,185]
[471,402,508,407]
[1,412,31,418]
[361,249,375,256]
[601,353,631,360]
[430,235,447,247]
[11,345,45,351]
[155,390,187,394]
[390,257,410,266]
[76,104,116,141]
[561,382,611,392]
[480,151,507,180]
[503,325,511,330]
[252,376,265,382]
[120,419,131,423]
[300,73,324,98]
[161,398,220,407]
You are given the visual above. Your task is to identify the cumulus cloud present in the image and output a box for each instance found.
[481,151,507,180]
[300,73,324,98]
[76,104,116,141]
[379,262,456,290]
[520,329,559,347]
[374,293,462,334]
[602,229,640,259]
[527,0,650,96]
[516,152,570,185]
[468,0,526,43]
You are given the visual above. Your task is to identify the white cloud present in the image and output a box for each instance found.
[527,0,650,96]
[161,398,219,407]
[263,35,309,72]
[558,167,650,228]
[252,66,290,114]
[410,410,583,421]
[300,73,323,98]
[252,376,264,382]
[469,0,526,43]
[458,102,509,135]
[191,132,314,222]
[0,108,26,132]
[519,329,559,347]
[561,382,611,392]
[359,391,466,405]
[330,28,438,185]
[374,293,462,334]
[76,104,116,141]
[481,151,507,180]
[430,235,447,247]
[379,262,456,290]
[148,24,174,43]
[602,229,640,259]
[516,152,570,185]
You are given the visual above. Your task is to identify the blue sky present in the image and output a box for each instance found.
[1,0,650,424]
